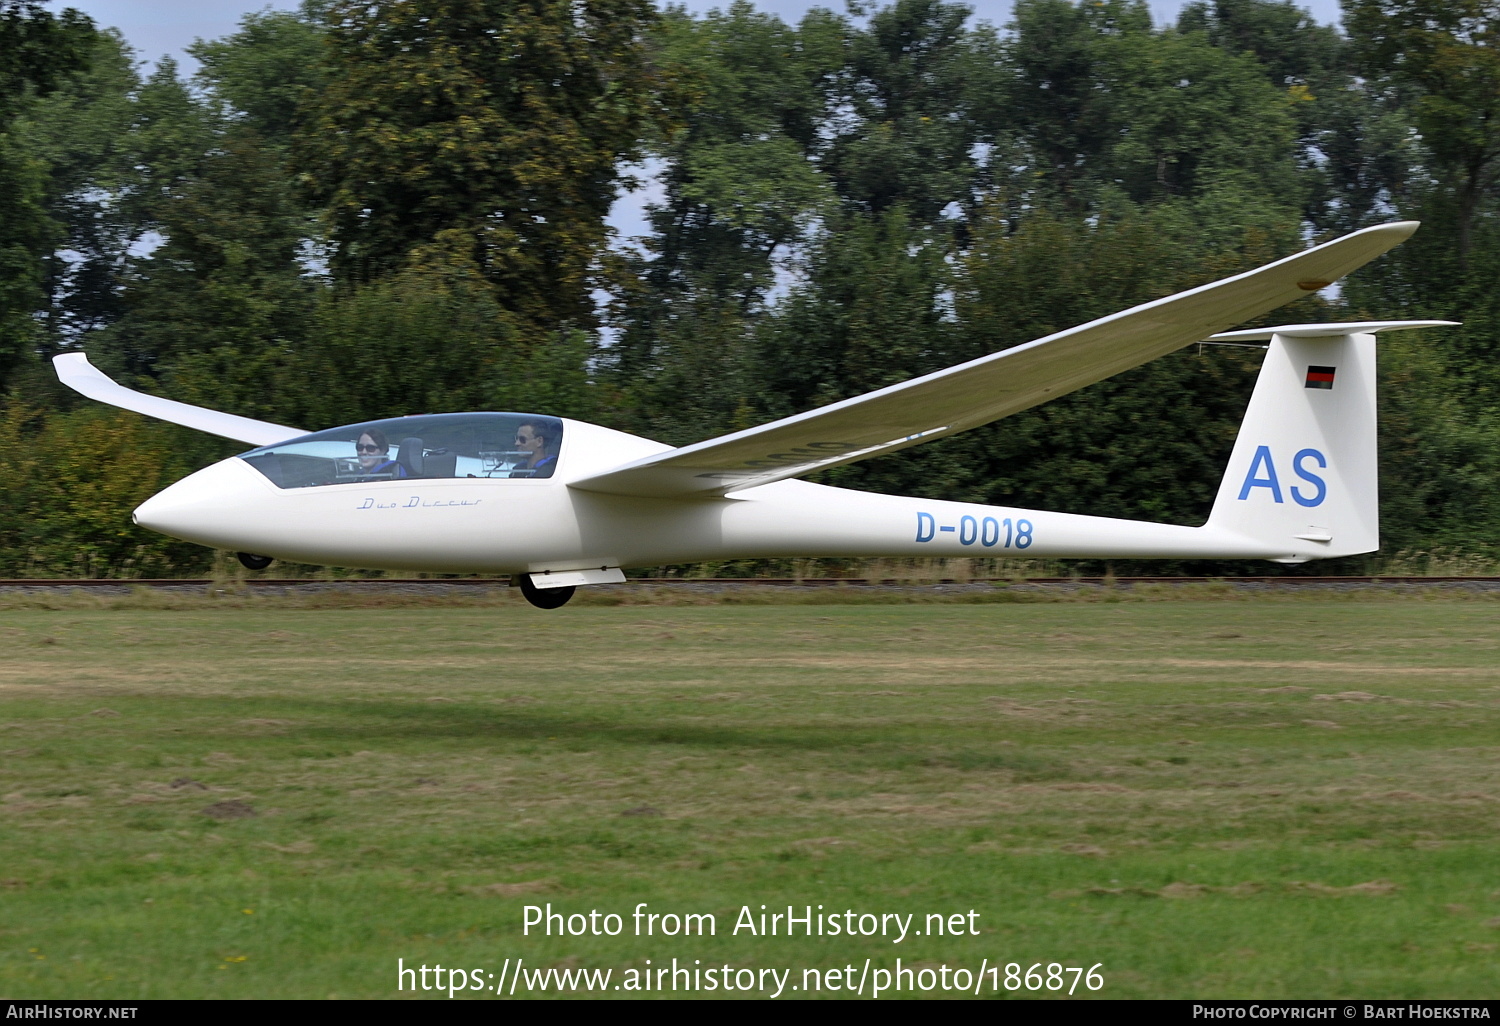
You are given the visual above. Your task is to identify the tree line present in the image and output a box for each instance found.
[0,0,1496,577]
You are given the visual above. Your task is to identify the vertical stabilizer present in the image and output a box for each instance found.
[1204,320,1455,563]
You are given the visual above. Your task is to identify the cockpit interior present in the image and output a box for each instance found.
[239,413,565,489]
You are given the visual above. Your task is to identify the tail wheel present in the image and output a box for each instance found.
[518,574,575,609]
[236,552,273,570]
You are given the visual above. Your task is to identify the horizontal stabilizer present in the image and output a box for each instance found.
[1206,320,1457,342]
[52,353,305,447]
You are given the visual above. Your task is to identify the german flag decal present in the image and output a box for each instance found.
[1305,365,1336,389]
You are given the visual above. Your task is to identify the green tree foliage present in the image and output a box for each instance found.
[21,49,225,380]
[119,131,315,413]
[240,266,598,430]
[3,0,1500,577]
[299,0,663,334]
[1002,0,1148,205]
[1006,0,1302,209]
[1346,0,1500,265]
[602,1,842,433]
[189,2,328,152]
[758,207,954,414]
[0,402,206,576]
[28,31,139,351]
[1180,0,1342,87]
[1373,329,1500,552]
[0,1,95,389]
[113,128,301,356]
[0,120,55,388]
[0,1,93,123]
[827,0,1003,221]
[1176,2,1410,233]
[1342,0,1500,412]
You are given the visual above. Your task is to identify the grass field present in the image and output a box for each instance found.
[2,594,1498,999]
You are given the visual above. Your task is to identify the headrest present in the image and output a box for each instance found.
[397,437,424,476]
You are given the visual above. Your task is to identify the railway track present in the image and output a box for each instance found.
[2,576,1498,588]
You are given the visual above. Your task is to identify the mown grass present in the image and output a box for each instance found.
[4,578,1500,612]
[1,599,1497,999]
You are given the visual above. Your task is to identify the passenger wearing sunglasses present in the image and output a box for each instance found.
[354,427,407,479]
[513,420,560,478]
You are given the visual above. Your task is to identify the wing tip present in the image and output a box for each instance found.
[52,351,106,391]
[1347,219,1420,245]
[53,351,114,391]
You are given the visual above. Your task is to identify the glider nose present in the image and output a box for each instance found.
[133,457,270,547]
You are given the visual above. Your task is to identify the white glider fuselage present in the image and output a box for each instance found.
[135,416,1311,575]
[56,222,1455,599]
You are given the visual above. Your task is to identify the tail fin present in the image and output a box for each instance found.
[1205,320,1455,563]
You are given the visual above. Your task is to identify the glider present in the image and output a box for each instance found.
[54,220,1453,607]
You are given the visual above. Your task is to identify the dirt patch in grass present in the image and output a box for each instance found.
[1160,659,1494,675]
[464,879,557,897]
[200,800,256,820]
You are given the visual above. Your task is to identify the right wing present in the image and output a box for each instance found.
[569,221,1418,499]
[53,353,305,447]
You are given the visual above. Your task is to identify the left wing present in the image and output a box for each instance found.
[53,353,305,447]
[569,221,1418,499]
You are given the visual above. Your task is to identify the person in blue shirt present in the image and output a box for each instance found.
[355,427,407,479]
[514,420,561,478]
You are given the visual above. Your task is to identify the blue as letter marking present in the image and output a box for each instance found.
[916,512,935,543]
[1291,448,1327,507]
[1237,445,1284,503]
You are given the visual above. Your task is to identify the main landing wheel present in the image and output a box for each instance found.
[518,574,575,609]
[236,552,274,570]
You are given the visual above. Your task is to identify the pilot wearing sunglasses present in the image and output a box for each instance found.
[513,420,560,478]
[355,427,408,479]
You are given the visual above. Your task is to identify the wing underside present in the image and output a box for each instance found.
[569,222,1418,499]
